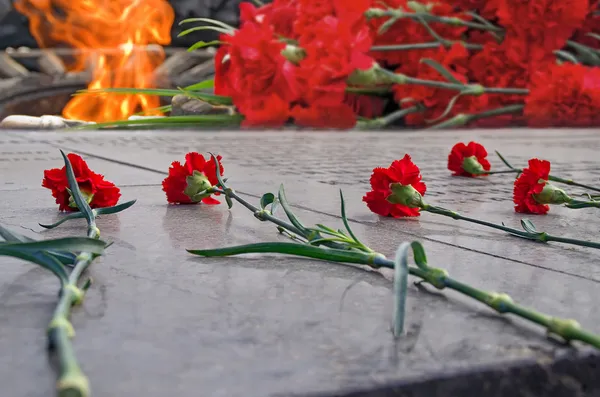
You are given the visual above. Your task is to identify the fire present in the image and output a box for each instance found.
[14,0,175,122]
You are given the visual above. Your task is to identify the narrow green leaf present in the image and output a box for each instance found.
[133,105,172,116]
[566,41,600,64]
[0,224,77,266]
[77,87,183,97]
[520,219,538,234]
[183,79,215,91]
[0,237,106,255]
[77,88,232,105]
[308,237,354,246]
[187,242,374,265]
[554,50,580,64]
[209,153,227,189]
[260,193,276,210]
[61,150,95,225]
[495,150,516,170]
[0,223,35,242]
[420,58,464,85]
[178,17,237,32]
[39,212,87,229]
[339,190,361,244]
[393,242,411,337]
[188,41,223,52]
[410,241,428,268]
[426,92,464,123]
[95,200,137,215]
[178,26,232,38]
[586,33,600,42]
[278,185,307,233]
[0,249,69,283]
[77,114,243,130]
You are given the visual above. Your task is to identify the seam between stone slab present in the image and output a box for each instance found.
[50,145,600,285]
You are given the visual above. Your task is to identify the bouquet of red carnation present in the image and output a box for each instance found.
[184,0,598,130]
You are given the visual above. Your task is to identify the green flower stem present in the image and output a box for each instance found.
[422,205,531,237]
[429,104,525,129]
[212,187,306,237]
[48,225,98,397]
[565,199,600,209]
[474,169,519,175]
[189,242,600,349]
[549,175,600,193]
[364,9,505,32]
[421,205,600,250]
[356,105,423,129]
[496,151,600,193]
[345,86,392,95]
[370,41,483,51]
[376,68,529,95]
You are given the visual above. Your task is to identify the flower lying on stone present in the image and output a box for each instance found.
[162,152,224,205]
[362,154,426,217]
[513,158,570,214]
[42,153,121,211]
[447,141,491,177]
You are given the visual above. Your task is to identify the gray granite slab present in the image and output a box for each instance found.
[1,129,600,397]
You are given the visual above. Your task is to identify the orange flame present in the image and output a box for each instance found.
[14,0,175,122]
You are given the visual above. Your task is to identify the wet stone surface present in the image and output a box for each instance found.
[1,129,600,397]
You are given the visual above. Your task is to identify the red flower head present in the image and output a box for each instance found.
[214,17,299,127]
[240,1,299,39]
[42,153,121,212]
[162,153,224,205]
[448,142,491,177]
[525,63,600,127]
[513,159,571,214]
[363,154,427,218]
[466,40,532,127]
[496,0,589,62]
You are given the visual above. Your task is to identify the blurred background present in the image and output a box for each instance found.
[0,0,242,123]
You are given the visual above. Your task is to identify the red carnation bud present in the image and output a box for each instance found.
[363,154,427,218]
[448,141,491,177]
[513,158,571,214]
[162,153,224,205]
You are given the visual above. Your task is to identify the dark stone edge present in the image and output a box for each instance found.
[302,349,600,397]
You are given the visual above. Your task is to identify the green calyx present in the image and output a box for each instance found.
[462,156,485,175]
[281,45,306,65]
[68,189,93,209]
[184,170,214,202]
[532,181,572,205]
[387,183,425,208]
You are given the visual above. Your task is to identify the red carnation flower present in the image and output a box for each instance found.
[363,154,426,217]
[466,40,532,127]
[496,0,589,64]
[215,17,299,127]
[162,153,224,205]
[448,142,491,177]
[513,159,551,214]
[42,153,121,212]
[525,63,600,127]
[240,1,298,39]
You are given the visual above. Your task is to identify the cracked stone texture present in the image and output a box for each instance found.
[1,129,600,397]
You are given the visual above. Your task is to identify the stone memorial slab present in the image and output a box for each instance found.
[1,129,600,397]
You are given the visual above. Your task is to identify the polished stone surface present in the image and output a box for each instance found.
[1,129,600,397]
